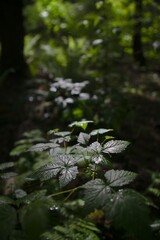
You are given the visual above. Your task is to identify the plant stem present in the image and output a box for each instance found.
[47,186,81,198]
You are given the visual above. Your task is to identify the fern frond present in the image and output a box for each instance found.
[41,218,100,240]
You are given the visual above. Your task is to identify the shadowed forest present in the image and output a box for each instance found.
[1,0,160,239]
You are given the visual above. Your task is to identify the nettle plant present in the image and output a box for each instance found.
[0,121,153,240]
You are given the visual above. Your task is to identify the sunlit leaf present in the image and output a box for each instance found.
[59,166,78,187]
[31,155,81,186]
[88,141,102,154]
[69,120,93,130]
[77,132,90,145]
[90,128,113,136]
[54,131,71,137]
[103,140,130,154]
[28,143,59,152]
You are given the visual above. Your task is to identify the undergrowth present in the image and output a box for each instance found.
[0,120,156,240]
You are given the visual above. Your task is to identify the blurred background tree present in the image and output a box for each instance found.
[0,0,27,77]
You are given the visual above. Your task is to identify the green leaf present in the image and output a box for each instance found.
[0,204,17,240]
[0,162,14,170]
[83,179,111,209]
[104,135,114,140]
[54,131,71,137]
[77,132,90,145]
[28,143,59,152]
[20,199,51,240]
[10,144,31,156]
[8,230,26,240]
[17,190,47,205]
[47,128,59,135]
[0,196,15,205]
[92,155,103,164]
[32,155,81,186]
[104,189,152,240]
[14,189,27,199]
[0,172,17,179]
[88,141,102,154]
[53,136,71,143]
[103,140,130,154]
[59,166,78,187]
[104,170,137,187]
[30,162,61,181]
[73,144,87,153]
[90,128,113,136]
[69,120,93,130]
[150,220,160,232]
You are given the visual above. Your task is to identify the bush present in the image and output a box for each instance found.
[0,120,153,240]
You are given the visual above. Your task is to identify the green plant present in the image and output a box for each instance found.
[0,121,153,240]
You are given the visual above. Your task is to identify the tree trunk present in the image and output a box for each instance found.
[132,0,146,66]
[0,0,27,78]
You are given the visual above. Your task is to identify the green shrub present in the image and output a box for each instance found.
[0,120,153,240]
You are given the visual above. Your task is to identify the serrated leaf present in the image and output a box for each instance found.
[88,141,102,153]
[31,162,61,181]
[103,140,130,154]
[83,179,111,208]
[104,170,137,187]
[90,128,113,136]
[69,120,93,130]
[104,189,152,240]
[31,155,81,185]
[28,143,59,152]
[0,162,14,170]
[77,132,90,145]
[59,166,78,187]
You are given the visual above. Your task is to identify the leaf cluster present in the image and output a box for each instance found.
[0,121,154,240]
